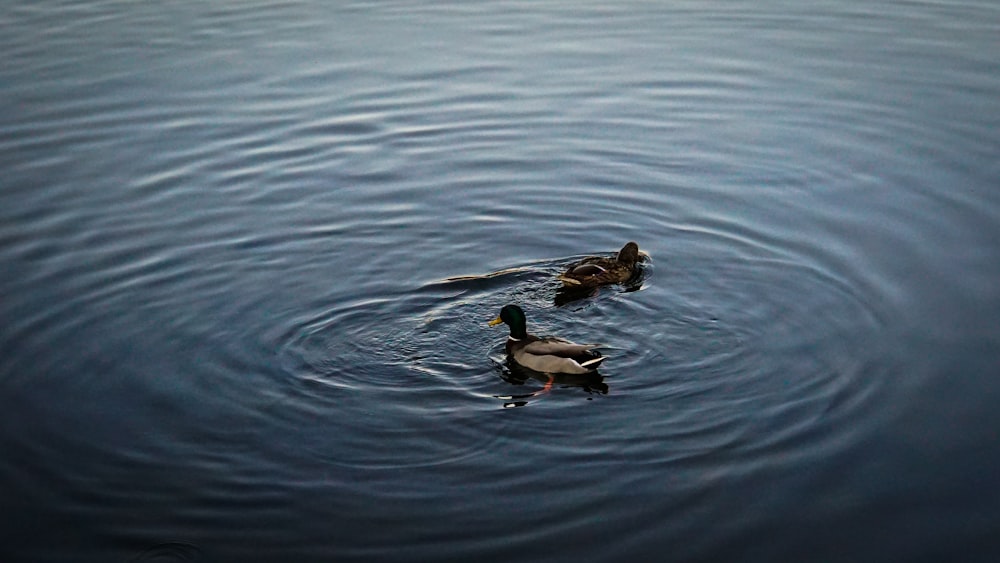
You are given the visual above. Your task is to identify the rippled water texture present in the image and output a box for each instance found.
[2,1,999,561]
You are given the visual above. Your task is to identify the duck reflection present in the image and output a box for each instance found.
[495,359,608,408]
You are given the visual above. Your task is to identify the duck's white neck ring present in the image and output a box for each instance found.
[507,336,522,342]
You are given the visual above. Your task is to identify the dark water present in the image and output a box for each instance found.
[3,1,1000,561]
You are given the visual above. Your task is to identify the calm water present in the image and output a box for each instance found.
[2,1,1000,561]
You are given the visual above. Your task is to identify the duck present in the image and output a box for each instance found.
[557,241,642,289]
[488,304,605,374]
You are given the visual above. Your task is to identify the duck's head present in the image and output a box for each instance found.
[488,304,528,339]
[617,241,640,265]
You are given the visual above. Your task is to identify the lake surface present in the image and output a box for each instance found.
[2,1,999,561]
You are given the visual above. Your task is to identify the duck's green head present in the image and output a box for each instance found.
[488,304,528,339]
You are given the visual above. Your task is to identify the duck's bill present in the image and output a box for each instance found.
[488,316,503,326]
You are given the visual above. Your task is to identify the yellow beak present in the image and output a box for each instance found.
[488,316,503,327]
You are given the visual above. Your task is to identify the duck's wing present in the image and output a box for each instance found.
[522,337,600,357]
[515,354,604,374]
[557,262,601,284]
[513,345,605,374]
[568,263,607,276]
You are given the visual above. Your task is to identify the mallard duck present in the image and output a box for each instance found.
[557,241,642,289]
[488,304,605,374]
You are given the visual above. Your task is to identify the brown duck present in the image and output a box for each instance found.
[557,241,642,289]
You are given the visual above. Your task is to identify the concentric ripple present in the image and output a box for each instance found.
[276,261,601,400]
[130,542,202,562]
[589,242,890,469]
[273,263,586,468]
[4,0,998,560]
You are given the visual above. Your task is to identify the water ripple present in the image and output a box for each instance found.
[130,542,203,562]
[3,0,999,560]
